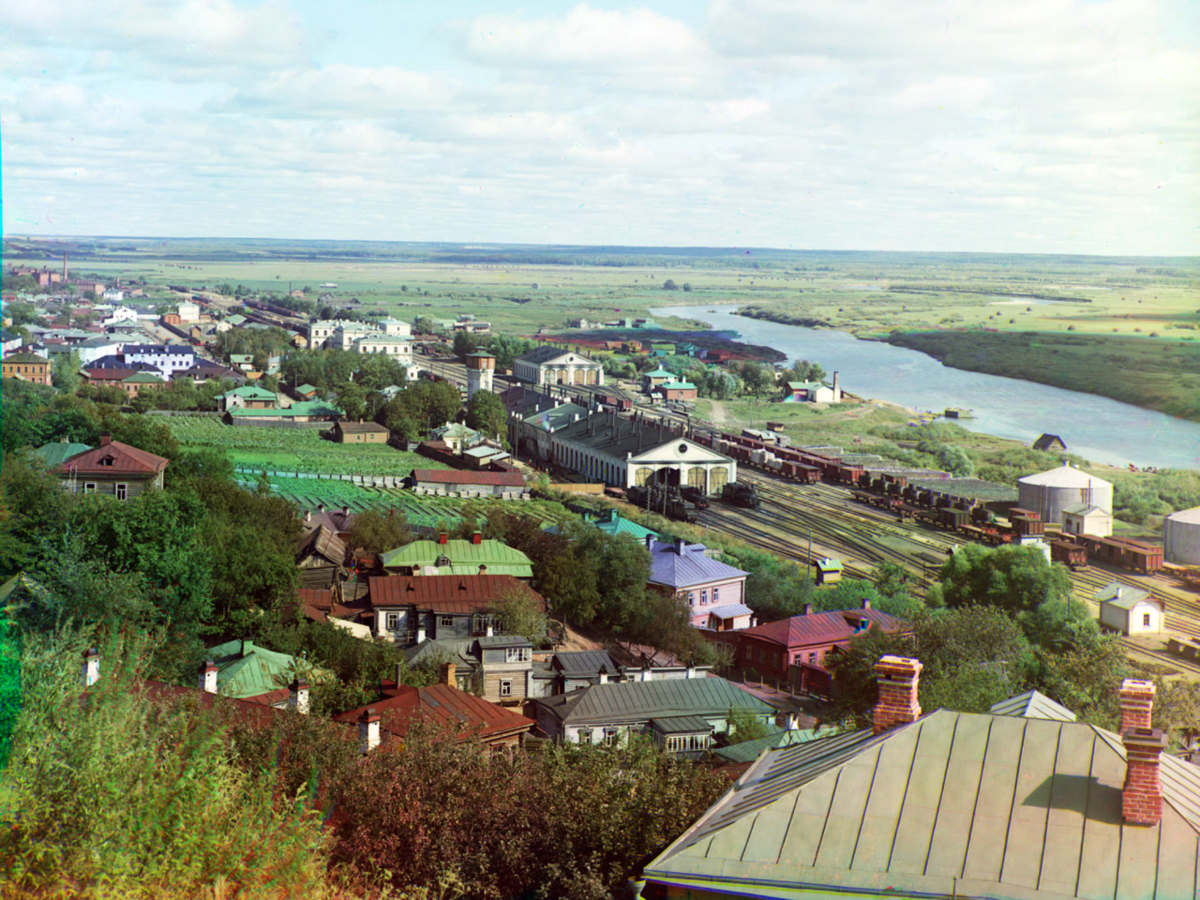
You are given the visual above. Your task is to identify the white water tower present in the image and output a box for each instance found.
[465,351,496,401]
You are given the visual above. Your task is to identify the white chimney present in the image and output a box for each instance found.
[198,660,218,693]
[686,665,698,679]
[599,672,609,685]
[486,622,494,637]
[82,647,100,687]
[289,678,310,715]
[358,707,381,754]
[416,618,426,644]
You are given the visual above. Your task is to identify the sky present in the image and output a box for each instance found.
[1,0,1196,255]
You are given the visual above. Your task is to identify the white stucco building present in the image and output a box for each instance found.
[513,346,604,386]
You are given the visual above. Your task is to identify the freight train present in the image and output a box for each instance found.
[694,431,862,486]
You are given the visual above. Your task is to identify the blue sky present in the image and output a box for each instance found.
[2,0,1196,254]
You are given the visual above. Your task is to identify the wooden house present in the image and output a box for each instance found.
[54,434,168,500]
[296,525,347,588]
[333,421,390,444]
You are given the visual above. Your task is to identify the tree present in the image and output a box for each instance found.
[726,707,772,743]
[739,361,770,397]
[347,508,411,554]
[453,330,479,357]
[465,390,506,441]
[491,588,549,646]
[871,561,915,598]
[931,544,1073,618]
[662,279,679,291]
[335,381,367,422]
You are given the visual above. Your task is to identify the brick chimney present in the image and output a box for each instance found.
[873,656,922,734]
[479,564,487,575]
[438,532,449,545]
[82,646,100,687]
[198,660,218,693]
[472,531,483,545]
[1123,728,1167,825]
[1120,679,1156,732]
[289,677,310,715]
[440,662,456,687]
[100,433,112,447]
[358,707,381,755]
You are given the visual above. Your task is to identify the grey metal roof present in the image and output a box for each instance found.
[553,650,619,676]
[644,710,1200,900]
[988,690,1078,722]
[1064,503,1107,516]
[649,539,749,590]
[517,345,597,366]
[651,715,714,735]
[707,603,754,620]
[403,639,477,667]
[533,676,773,726]
[539,414,732,466]
[712,728,822,763]
[476,634,533,649]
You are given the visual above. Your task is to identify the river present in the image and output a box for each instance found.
[652,304,1200,471]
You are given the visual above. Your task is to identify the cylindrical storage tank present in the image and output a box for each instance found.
[1164,507,1200,565]
[1017,464,1113,525]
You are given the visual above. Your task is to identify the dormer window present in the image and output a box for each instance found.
[99,456,115,466]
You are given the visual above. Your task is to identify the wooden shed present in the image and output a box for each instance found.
[334,421,390,444]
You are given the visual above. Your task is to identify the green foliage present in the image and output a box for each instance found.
[932,543,1073,617]
[726,706,773,744]
[50,351,82,395]
[376,379,463,434]
[347,508,411,554]
[452,330,479,357]
[812,578,925,620]
[0,630,330,898]
[465,390,506,440]
[716,546,814,620]
[491,587,550,647]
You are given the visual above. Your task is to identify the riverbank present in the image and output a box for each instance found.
[887,329,1200,423]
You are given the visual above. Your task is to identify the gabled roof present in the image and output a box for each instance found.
[517,345,598,366]
[732,607,907,650]
[380,538,534,578]
[553,650,620,676]
[533,676,773,726]
[409,469,526,488]
[2,351,49,364]
[1094,581,1157,609]
[367,574,544,615]
[220,384,276,400]
[122,372,164,384]
[1064,503,1108,517]
[56,439,169,477]
[648,539,749,589]
[296,525,346,567]
[1033,433,1068,450]
[643,709,1200,900]
[706,603,754,621]
[205,638,331,702]
[295,383,318,394]
[336,421,389,433]
[227,400,343,418]
[989,690,1078,722]
[333,683,534,744]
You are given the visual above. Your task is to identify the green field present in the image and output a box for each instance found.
[162,417,447,477]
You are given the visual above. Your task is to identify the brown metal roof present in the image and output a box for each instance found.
[410,469,526,487]
[336,421,390,433]
[55,439,169,477]
[734,607,907,650]
[333,683,533,743]
[367,574,545,615]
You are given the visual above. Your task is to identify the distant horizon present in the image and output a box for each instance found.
[4,234,1198,263]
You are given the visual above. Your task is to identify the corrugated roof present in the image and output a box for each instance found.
[367,574,544,614]
[733,608,906,650]
[534,676,774,726]
[645,710,1200,900]
[649,539,749,589]
[31,441,93,467]
[989,690,1078,722]
[652,715,714,734]
[554,650,620,676]
[55,439,169,477]
[381,539,533,577]
[206,638,330,701]
[712,728,823,763]
[333,683,533,743]
[707,603,754,620]
[410,469,526,488]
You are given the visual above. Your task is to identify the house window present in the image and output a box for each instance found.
[688,592,695,607]
[701,590,708,605]
[713,587,719,603]
[758,648,765,663]
[578,729,592,745]
[499,679,512,697]
[115,483,128,501]
[385,612,400,631]
[83,483,96,494]
[603,728,619,746]
[809,652,818,664]
[505,647,531,663]
[744,646,753,660]
[439,615,454,628]
[1143,613,1152,627]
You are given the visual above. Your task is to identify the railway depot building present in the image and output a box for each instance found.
[511,406,737,494]
[513,345,604,386]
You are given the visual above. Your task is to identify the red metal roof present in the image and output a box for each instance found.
[333,683,533,743]
[367,574,545,615]
[411,469,526,487]
[734,608,907,650]
[55,438,169,477]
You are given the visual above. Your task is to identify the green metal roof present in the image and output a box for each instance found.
[220,384,276,400]
[227,400,343,418]
[712,728,822,763]
[122,372,165,384]
[206,638,330,700]
[813,558,843,572]
[644,709,1200,900]
[533,677,773,727]
[651,715,714,735]
[589,510,658,541]
[661,381,697,390]
[31,441,93,467]
[644,367,674,378]
[988,690,1078,723]
[1094,581,1155,609]
[295,383,318,394]
[380,539,534,578]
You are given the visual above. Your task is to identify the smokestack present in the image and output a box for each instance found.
[1120,679,1155,733]
[833,371,840,398]
[872,656,922,734]
[358,707,381,755]
[289,677,310,715]
[198,660,219,694]
[82,647,100,687]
